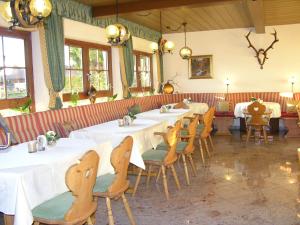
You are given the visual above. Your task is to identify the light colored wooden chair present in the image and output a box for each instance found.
[244,101,271,144]
[32,150,100,225]
[132,121,182,200]
[93,136,136,225]
[156,115,199,185]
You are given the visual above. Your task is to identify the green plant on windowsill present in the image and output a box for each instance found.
[12,98,32,114]
[149,88,155,96]
[127,111,137,121]
[70,91,79,107]
[107,94,118,102]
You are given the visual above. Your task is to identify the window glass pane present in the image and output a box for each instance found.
[0,70,5,99]
[64,45,70,69]
[3,37,25,67]
[89,49,108,71]
[90,71,109,91]
[140,55,150,71]
[0,38,3,67]
[141,72,151,87]
[69,46,82,69]
[63,70,71,93]
[70,70,83,92]
[5,68,27,99]
[131,71,137,88]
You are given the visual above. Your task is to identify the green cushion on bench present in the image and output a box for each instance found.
[32,192,74,221]
[93,173,116,193]
[142,149,167,161]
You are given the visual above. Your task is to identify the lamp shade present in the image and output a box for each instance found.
[29,0,52,18]
[0,1,12,22]
[150,42,158,52]
[105,24,120,39]
[164,41,174,53]
[179,46,192,59]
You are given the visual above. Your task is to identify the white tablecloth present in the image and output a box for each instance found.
[70,118,168,170]
[0,138,113,225]
[187,102,209,114]
[234,102,281,118]
[136,108,192,125]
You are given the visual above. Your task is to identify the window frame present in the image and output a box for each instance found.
[130,50,153,93]
[0,27,35,111]
[63,39,113,102]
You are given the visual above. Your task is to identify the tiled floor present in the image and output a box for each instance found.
[2,134,300,225]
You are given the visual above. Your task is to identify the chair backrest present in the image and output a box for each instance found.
[65,150,100,222]
[184,115,199,154]
[247,101,267,125]
[108,136,133,195]
[201,107,215,138]
[164,120,182,165]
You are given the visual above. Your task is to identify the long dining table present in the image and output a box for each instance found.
[0,107,199,225]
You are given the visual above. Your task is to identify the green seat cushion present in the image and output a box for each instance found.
[142,149,167,161]
[155,141,188,153]
[93,173,116,193]
[196,124,204,135]
[32,192,74,221]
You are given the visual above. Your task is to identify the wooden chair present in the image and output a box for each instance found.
[93,136,136,225]
[297,107,300,127]
[244,101,271,144]
[156,115,199,185]
[32,150,100,225]
[132,121,182,200]
[198,108,215,164]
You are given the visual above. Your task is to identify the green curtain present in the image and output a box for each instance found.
[52,0,161,42]
[123,37,134,87]
[44,9,65,109]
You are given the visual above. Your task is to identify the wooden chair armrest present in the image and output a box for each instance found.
[154,132,166,136]
[183,116,194,120]
[180,128,189,131]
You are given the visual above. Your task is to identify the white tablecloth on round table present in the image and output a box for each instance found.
[0,138,113,225]
[187,102,209,114]
[234,102,281,118]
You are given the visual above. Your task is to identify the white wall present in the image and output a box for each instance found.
[163,24,300,93]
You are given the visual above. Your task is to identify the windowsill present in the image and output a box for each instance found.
[63,96,114,108]
[0,109,24,117]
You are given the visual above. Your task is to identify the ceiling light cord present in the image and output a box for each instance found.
[116,0,119,22]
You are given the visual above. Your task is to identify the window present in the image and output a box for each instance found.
[63,39,112,101]
[130,51,153,92]
[0,27,34,111]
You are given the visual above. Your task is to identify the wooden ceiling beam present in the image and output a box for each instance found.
[92,0,235,17]
[245,0,265,33]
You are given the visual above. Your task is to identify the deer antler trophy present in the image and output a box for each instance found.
[245,30,279,69]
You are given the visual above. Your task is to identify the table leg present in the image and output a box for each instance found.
[215,117,233,135]
[4,214,14,225]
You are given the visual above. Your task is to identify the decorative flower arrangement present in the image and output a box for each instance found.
[250,97,258,102]
[45,131,59,145]
[127,111,137,121]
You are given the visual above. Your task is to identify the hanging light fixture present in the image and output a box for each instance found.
[179,22,192,60]
[0,0,52,28]
[150,11,174,54]
[105,0,130,46]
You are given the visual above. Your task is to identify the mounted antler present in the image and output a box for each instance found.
[245,30,279,69]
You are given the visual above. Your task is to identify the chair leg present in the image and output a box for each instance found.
[161,165,169,200]
[132,168,143,197]
[263,127,268,144]
[187,154,197,177]
[181,154,190,185]
[170,164,181,190]
[199,139,205,165]
[33,222,39,225]
[204,139,211,158]
[121,193,136,225]
[246,127,251,144]
[208,134,214,151]
[156,167,161,183]
[106,197,115,225]
[146,165,152,187]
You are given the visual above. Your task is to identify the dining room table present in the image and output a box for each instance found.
[0,138,114,225]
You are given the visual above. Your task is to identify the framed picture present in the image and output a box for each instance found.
[190,55,213,79]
